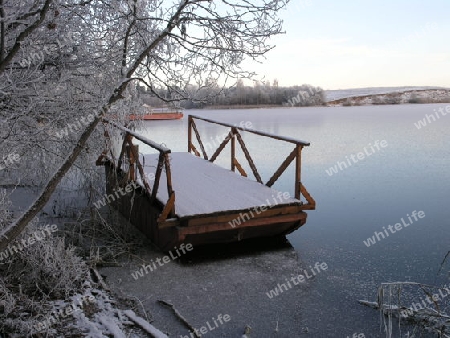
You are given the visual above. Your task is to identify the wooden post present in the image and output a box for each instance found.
[150,153,165,204]
[231,127,236,171]
[164,153,176,216]
[117,133,130,172]
[188,115,192,153]
[295,145,302,200]
[131,144,138,181]
[125,139,137,182]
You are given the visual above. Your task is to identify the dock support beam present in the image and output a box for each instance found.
[231,127,236,172]
[295,145,302,200]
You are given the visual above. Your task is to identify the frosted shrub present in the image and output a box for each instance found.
[0,223,90,336]
[0,279,16,317]
[18,227,89,299]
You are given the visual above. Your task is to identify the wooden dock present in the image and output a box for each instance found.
[97,115,315,251]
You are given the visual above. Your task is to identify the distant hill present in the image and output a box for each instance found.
[325,87,450,106]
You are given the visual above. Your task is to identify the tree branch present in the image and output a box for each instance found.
[0,0,53,74]
[0,0,4,63]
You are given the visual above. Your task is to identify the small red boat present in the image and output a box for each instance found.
[130,106,183,120]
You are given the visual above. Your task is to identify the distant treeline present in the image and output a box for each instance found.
[138,82,325,109]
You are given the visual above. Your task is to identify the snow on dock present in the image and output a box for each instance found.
[141,152,301,218]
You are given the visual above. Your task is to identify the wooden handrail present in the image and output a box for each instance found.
[103,118,171,154]
[188,115,315,210]
[101,118,176,221]
[189,114,311,147]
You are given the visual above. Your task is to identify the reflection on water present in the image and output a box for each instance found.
[136,105,450,336]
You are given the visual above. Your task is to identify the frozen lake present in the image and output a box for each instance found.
[134,104,450,336]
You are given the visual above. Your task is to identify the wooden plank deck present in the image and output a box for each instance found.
[140,152,302,219]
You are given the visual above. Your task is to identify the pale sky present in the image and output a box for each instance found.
[246,0,450,90]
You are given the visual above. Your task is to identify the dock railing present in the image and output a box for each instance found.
[98,118,176,222]
[188,115,315,210]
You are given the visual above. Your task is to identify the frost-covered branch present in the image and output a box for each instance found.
[0,0,289,250]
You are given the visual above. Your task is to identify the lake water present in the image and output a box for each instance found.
[136,104,450,337]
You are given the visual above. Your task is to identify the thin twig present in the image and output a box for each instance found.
[157,300,200,337]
